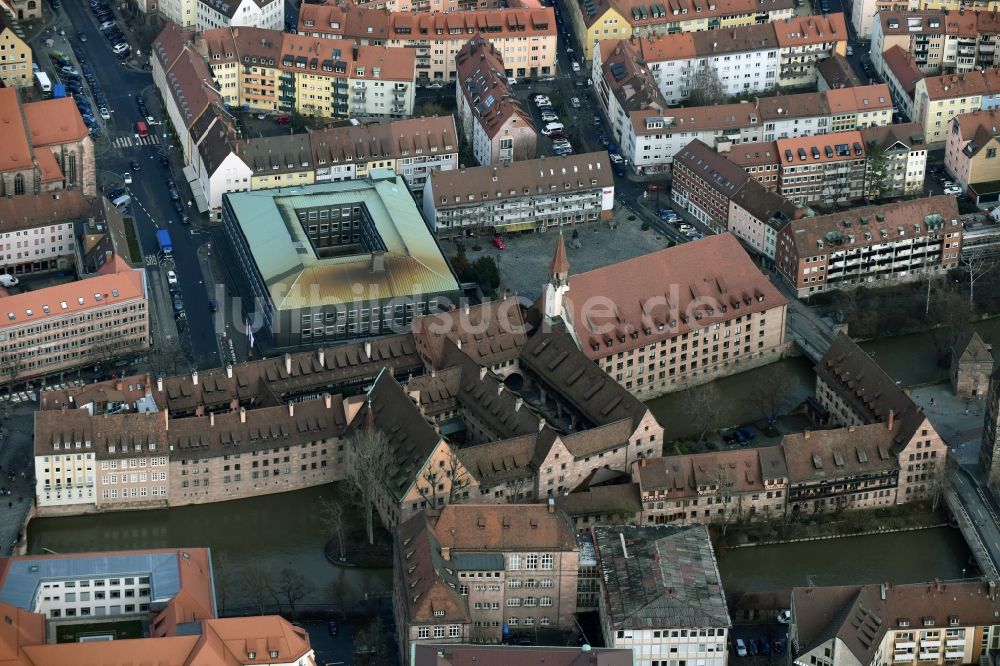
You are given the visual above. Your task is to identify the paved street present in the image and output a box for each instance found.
[39,1,223,372]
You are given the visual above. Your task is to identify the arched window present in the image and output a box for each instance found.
[13,173,24,196]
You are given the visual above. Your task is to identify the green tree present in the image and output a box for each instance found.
[472,256,501,296]
[864,140,889,201]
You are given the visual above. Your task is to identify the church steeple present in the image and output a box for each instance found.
[542,232,571,322]
[549,231,569,286]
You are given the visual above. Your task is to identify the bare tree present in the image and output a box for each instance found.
[318,496,348,563]
[446,450,471,502]
[212,552,238,617]
[275,568,310,617]
[355,617,390,666]
[0,354,22,397]
[243,562,272,616]
[960,250,994,307]
[415,449,470,510]
[503,475,534,504]
[347,428,393,545]
[713,464,742,536]
[685,62,728,106]
[751,365,793,428]
[684,383,720,446]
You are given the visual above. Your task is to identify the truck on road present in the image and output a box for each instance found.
[156,229,173,256]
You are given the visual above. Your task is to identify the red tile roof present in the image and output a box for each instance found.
[564,233,787,359]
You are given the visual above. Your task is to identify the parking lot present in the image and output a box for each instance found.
[732,622,790,666]
[440,207,673,301]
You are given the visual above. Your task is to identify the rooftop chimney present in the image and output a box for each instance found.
[318,347,325,366]
[226,364,233,379]
[364,340,372,358]
[547,497,555,513]
[210,412,215,427]
[324,393,333,409]
[288,402,295,417]
[157,376,163,392]
[804,430,810,439]
[441,546,451,560]
[192,370,199,386]
[888,409,895,430]
[240,407,247,423]
[284,353,292,375]
[538,417,546,432]
[480,366,487,380]
[515,397,523,412]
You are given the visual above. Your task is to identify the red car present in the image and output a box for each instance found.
[492,235,506,250]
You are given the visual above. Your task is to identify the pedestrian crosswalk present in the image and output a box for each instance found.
[113,135,161,149]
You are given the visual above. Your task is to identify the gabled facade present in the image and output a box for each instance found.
[861,122,928,199]
[0,12,30,88]
[944,109,1000,189]
[197,0,283,31]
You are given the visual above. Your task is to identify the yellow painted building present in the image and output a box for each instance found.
[569,0,795,62]
[914,71,1000,144]
[0,15,31,88]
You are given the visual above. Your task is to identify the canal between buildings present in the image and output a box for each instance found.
[26,320,1000,611]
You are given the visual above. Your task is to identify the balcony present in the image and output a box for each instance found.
[918,653,940,660]
[946,639,965,647]
[893,655,915,663]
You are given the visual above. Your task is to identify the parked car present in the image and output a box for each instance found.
[777,610,791,624]
[169,188,180,201]
[208,298,218,313]
[173,200,185,213]
[166,270,178,285]
[541,112,559,122]
[123,172,132,184]
[944,185,963,195]
[570,96,581,108]
[491,235,506,250]
[172,294,184,313]
[735,639,748,658]
[327,620,339,637]
[130,159,140,172]
[100,107,110,120]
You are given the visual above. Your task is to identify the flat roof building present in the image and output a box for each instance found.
[223,172,460,350]
[593,525,730,666]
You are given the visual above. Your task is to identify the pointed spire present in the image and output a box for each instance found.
[550,231,569,280]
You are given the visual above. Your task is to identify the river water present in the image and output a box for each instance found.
[26,484,391,614]
[26,321,995,610]
[716,527,974,593]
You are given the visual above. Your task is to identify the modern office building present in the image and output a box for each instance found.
[223,173,460,349]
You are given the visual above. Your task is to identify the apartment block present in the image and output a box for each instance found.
[776,196,962,297]
[393,503,579,659]
[593,525,730,666]
[0,192,91,276]
[813,332,948,504]
[422,153,614,238]
[456,36,537,166]
[860,122,928,198]
[297,5,558,84]
[671,139,751,233]
[0,11,31,88]
[872,9,1000,77]
[0,256,148,387]
[881,45,924,120]
[728,178,806,259]
[542,232,788,397]
[791,581,1000,666]
[196,0,283,31]
[414,645,634,665]
[853,0,1000,39]
[945,109,1000,191]
[617,14,846,106]
[0,548,316,664]
[590,46,892,173]
[913,69,1000,144]
[565,0,796,62]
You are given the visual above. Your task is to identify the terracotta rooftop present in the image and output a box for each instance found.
[455,36,534,140]
[877,9,977,37]
[773,12,846,47]
[309,116,457,166]
[599,41,668,113]
[859,122,925,152]
[776,130,867,165]
[432,503,578,552]
[783,196,959,256]
[387,7,555,39]
[0,88,32,174]
[729,178,805,230]
[816,53,863,89]
[636,21,776,62]
[881,45,923,97]
[395,512,469,626]
[22,97,88,147]
[0,259,145,332]
[921,69,1000,101]
[593,525,730,630]
[563,233,786,359]
[577,0,794,29]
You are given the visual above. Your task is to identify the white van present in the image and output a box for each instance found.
[112,194,131,212]
[541,122,564,136]
[0,275,18,288]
